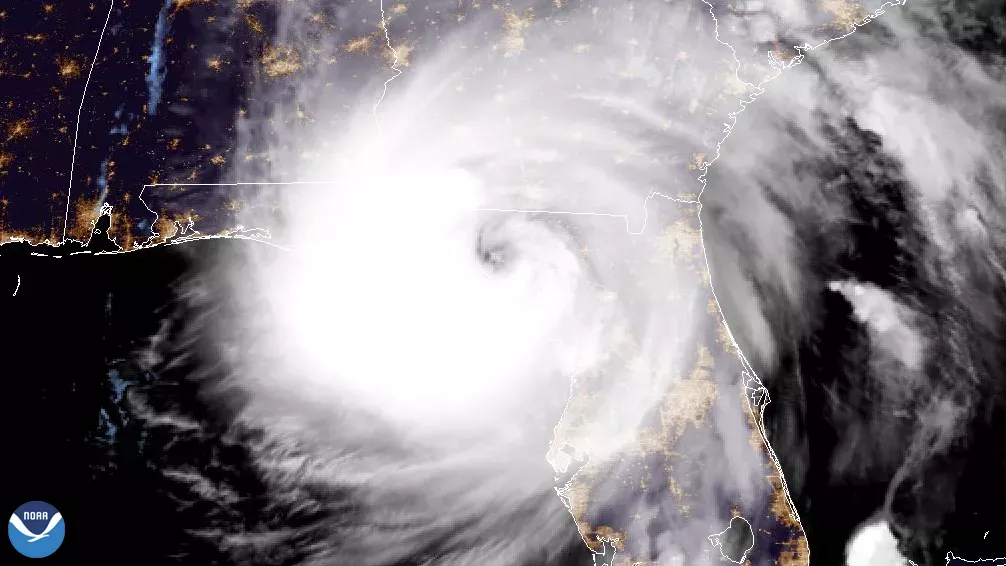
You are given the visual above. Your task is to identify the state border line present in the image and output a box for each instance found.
[62,0,115,243]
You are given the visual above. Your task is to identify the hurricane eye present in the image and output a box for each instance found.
[475,226,513,272]
[477,239,511,272]
[482,247,507,269]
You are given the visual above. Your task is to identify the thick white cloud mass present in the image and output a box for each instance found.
[131,0,1006,564]
[204,1,779,564]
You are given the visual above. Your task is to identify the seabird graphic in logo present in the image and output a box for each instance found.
[8,501,64,558]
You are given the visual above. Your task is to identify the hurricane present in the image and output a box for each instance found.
[127,0,1006,564]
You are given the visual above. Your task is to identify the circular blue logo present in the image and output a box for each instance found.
[8,501,64,558]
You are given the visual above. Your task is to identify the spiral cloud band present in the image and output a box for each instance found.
[129,0,1006,564]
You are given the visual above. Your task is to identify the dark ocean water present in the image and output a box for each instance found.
[0,229,596,566]
[2,236,238,565]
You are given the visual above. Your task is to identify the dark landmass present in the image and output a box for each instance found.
[0,0,276,247]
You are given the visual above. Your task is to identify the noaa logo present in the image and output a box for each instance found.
[8,501,64,558]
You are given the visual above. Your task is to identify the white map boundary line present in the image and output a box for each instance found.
[944,551,1006,564]
[690,0,913,537]
[135,181,701,242]
[62,0,115,243]
[374,0,403,137]
[134,0,403,246]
